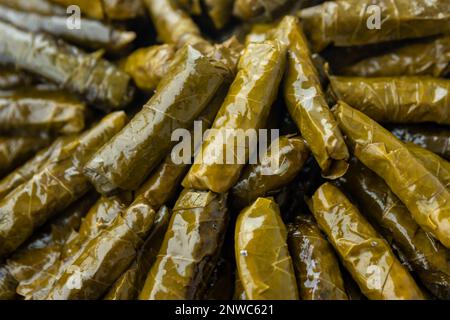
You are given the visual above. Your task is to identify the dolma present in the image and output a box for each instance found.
[0,21,134,111]
[310,183,425,300]
[0,0,66,16]
[328,76,450,125]
[232,135,309,208]
[233,0,291,21]
[0,135,50,178]
[273,16,349,178]
[104,206,171,300]
[390,125,450,161]
[0,5,136,52]
[25,193,131,300]
[0,111,127,257]
[120,44,177,92]
[406,143,450,189]
[340,159,450,300]
[0,67,33,90]
[45,206,165,300]
[143,0,208,47]
[0,263,17,300]
[287,214,348,300]
[84,45,228,195]
[333,101,450,249]
[204,0,234,29]
[183,41,286,193]
[48,0,143,20]
[139,189,228,300]
[6,193,97,298]
[299,0,450,52]
[235,197,298,300]
[0,135,77,199]
[0,87,85,135]
[342,36,450,77]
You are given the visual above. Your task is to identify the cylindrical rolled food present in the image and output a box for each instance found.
[25,192,132,300]
[309,182,425,300]
[45,206,167,300]
[333,101,450,249]
[287,214,348,300]
[274,16,349,178]
[183,41,286,193]
[406,143,450,189]
[0,135,78,199]
[202,257,234,300]
[0,21,134,111]
[341,36,450,77]
[139,189,228,300]
[235,197,299,300]
[143,0,208,47]
[119,44,177,92]
[104,206,171,300]
[84,45,228,195]
[5,193,97,298]
[232,135,309,208]
[0,87,85,135]
[0,135,50,178]
[340,159,450,300]
[299,0,450,52]
[48,0,143,20]
[0,111,127,257]
[390,125,450,161]
[328,76,450,125]
[0,5,136,52]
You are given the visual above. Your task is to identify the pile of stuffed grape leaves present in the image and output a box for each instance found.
[0,0,449,301]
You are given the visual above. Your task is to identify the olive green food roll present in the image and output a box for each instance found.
[0,87,85,135]
[232,135,309,208]
[310,183,425,300]
[0,21,134,111]
[287,214,348,300]
[0,111,127,257]
[329,76,450,125]
[333,101,450,249]
[84,45,228,195]
[340,158,450,300]
[235,197,299,300]
[183,41,286,193]
[139,190,228,300]
[299,0,450,52]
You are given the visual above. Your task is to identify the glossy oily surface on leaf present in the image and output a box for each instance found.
[0,112,127,257]
[235,197,299,300]
[0,21,134,111]
[340,159,450,300]
[310,183,425,300]
[84,45,227,195]
[232,135,309,208]
[333,101,450,249]
[342,36,450,77]
[139,190,228,300]
[287,214,348,300]
[329,76,450,125]
[0,87,85,135]
[299,0,450,52]
[183,41,286,193]
[275,16,349,178]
